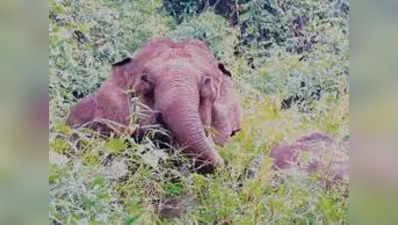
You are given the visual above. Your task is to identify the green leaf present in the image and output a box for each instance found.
[105,138,127,153]
[124,217,135,225]
[54,123,73,136]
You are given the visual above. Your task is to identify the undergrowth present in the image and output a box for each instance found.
[49,0,349,224]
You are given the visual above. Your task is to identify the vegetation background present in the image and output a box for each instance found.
[49,0,349,224]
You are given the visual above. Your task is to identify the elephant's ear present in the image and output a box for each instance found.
[200,76,218,102]
[112,57,132,67]
[218,63,232,77]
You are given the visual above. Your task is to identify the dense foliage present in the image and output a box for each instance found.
[49,0,349,224]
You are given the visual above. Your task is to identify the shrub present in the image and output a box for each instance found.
[235,0,349,111]
[237,0,349,55]
[163,0,242,24]
[167,11,239,63]
[49,163,129,224]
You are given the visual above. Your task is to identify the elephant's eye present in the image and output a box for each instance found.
[141,74,149,82]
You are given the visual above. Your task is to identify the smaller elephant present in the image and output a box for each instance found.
[66,58,134,136]
[67,38,241,169]
[270,132,348,187]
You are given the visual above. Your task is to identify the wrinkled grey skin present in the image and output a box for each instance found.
[67,38,241,168]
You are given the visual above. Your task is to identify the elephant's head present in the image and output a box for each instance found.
[122,38,240,168]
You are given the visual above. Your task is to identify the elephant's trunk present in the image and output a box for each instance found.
[155,82,224,168]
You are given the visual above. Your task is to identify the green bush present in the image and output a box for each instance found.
[49,163,129,224]
[235,0,349,111]
[162,0,243,24]
[49,0,349,224]
[237,0,349,54]
[167,11,239,62]
[163,0,203,22]
[247,32,349,111]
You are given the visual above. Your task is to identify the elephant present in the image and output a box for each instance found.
[66,57,133,136]
[67,38,241,169]
[270,132,348,187]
